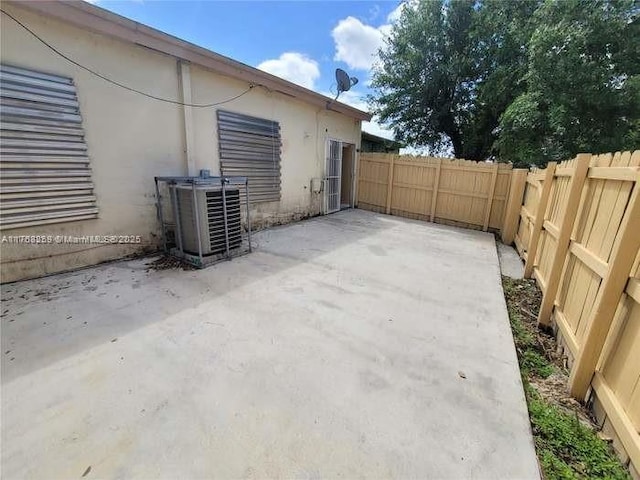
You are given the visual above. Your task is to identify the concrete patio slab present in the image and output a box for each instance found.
[1,209,539,479]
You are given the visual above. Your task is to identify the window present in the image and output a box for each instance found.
[0,64,97,229]
[217,110,281,203]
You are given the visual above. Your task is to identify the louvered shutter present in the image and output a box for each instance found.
[0,64,98,229]
[217,110,281,203]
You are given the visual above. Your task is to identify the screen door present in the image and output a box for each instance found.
[325,139,342,214]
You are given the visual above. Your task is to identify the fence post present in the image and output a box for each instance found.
[524,162,557,278]
[385,154,395,214]
[537,154,591,327]
[482,163,500,231]
[569,178,640,400]
[430,158,442,222]
[501,169,527,245]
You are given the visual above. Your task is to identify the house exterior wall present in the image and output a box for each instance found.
[0,4,362,283]
[188,65,361,228]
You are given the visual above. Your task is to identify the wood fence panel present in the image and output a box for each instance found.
[501,169,527,245]
[357,153,512,231]
[390,158,436,220]
[601,298,640,424]
[523,164,556,277]
[593,248,640,470]
[514,172,543,258]
[484,168,511,230]
[536,155,591,326]
[512,150,640,473]
[357,154,390,213]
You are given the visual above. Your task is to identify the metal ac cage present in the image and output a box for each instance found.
[154,174,251,267]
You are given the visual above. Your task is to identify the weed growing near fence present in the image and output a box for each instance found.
[502,276,629,480]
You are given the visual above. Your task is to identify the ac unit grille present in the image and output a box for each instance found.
[174,186,242,256]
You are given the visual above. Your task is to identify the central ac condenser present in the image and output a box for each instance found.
[170,184,242,255]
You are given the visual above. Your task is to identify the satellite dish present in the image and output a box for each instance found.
[334,68,359,99]
[336,68,351,93]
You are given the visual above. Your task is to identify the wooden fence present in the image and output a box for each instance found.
[357,153,514,231]
[512,151,640,473]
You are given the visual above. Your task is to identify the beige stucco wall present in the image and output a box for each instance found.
[189,65,361,227]
[0,4,361,283]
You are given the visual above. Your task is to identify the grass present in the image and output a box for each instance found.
[502,276,630,480]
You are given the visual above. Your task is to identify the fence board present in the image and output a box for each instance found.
[522,164,555,277]
[536,154,591,326]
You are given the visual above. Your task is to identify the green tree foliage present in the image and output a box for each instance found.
[468,0,539,160]
[498,0,640,166]
[371,1,476,158]
[370,0,640,167]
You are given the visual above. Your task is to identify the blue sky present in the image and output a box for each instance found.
[87,0,404,139]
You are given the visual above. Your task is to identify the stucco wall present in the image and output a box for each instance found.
[189,65,361,228]
[0,4,361,283]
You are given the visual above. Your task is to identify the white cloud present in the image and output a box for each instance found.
[328,2,422,149]
[331,17,385,71]
[331,3,410,72]
[257,52,320,90]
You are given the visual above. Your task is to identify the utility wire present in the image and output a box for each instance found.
[0,8,254,108]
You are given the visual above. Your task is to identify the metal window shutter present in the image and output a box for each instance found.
[0,64,98,230]
[217,109,281,203]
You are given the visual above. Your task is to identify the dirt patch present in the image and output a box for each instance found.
[528,372,592,427]
[502,276,630,479]
[145,256,197,271]
[503,277,589,420]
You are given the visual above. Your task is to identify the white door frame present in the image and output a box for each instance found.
[343,142,357,208]
[324,138,342,214]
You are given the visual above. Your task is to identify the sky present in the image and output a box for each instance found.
[84,0,404,140]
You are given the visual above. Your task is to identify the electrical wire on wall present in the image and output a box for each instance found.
[0,8,255,108]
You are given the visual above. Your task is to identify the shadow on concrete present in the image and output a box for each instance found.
[1,210,414,383]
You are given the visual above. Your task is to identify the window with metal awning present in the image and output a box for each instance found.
[0,64,98,230]
[216,109,281,204]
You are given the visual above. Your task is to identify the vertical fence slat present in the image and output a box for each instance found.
[430,158,442,222]
[483,163,500,232]
[501,169,527,245]
[385,154,395,214]
[569,178,640,399]
[537,154,591,327]
[524,162,557,278]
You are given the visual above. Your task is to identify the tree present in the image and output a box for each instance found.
[466,0,539,160]
[371,0,640,166]
[370,0,478,158]
[370,0,536,159]
[496,0,640,166]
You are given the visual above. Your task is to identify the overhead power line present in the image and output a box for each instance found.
[0,8,255,108]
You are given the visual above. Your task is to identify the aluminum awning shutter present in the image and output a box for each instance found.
[0,64,98,230]
[217,110,281,203]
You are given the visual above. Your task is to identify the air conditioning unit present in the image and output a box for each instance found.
[170,184,242,255]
